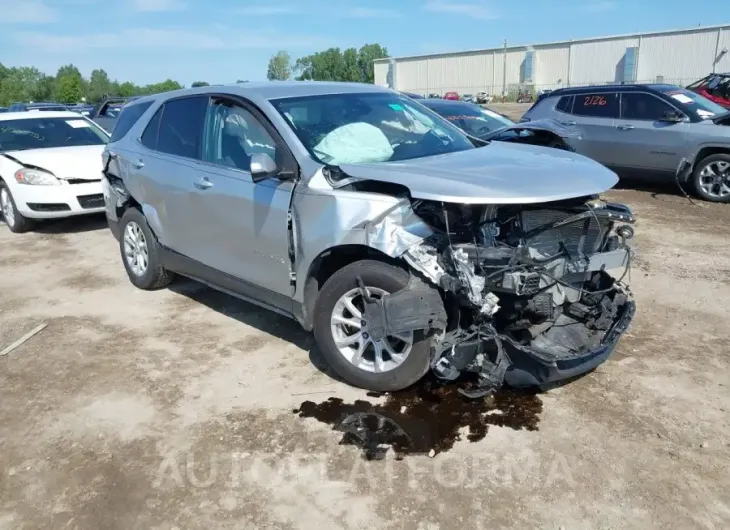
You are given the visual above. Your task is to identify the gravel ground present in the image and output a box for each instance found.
[1,107,730,529]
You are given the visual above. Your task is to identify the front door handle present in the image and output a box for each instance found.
[617,124,635,130]
[193,177,213,190]
[560,121,576,126]
[131,159,144,169]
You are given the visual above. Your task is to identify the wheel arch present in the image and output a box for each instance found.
[692,145,730,171]
[296,244,404,331]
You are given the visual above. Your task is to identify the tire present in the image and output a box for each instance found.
[313,259,436,392]
[691,153,730,203]
[118,208,173,290]
[0,180,35,233]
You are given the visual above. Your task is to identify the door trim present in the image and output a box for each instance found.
[159,246,298,320]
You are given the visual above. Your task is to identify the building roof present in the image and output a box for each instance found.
[374,23,730,63]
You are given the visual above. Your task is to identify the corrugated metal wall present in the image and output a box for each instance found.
[719,28,730,72]
[378,25,730,97]
[569,37,639,85]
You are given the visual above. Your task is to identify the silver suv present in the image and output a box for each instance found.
[101,82,636,395]
[522,84,730,202]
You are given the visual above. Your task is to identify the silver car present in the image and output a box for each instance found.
[101,82,636,395]
[522,84,730,202]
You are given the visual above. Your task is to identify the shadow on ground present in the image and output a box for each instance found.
[167,280,350,386]
[32,213,109,234]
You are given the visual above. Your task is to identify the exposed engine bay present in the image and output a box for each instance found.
[363,195,636,397]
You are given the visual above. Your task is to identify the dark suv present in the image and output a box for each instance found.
[523,84,730,202]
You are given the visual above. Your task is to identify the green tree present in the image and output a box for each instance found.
[191,81,209,87]
[87,69,111,103]
[0,67,44,105]
[357,43,388,83]
[342,48,362,82]
[117,81,137,97]
[267,51,291,81]
[57,74,83,104]
[32,74,56,101]
[292,43,388,83]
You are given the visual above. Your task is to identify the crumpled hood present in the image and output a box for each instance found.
[3,145,105,180]
[338,141,618,204]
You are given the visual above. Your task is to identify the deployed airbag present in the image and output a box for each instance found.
[313,122,394,165]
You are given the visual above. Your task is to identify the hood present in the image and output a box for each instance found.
[2,145,105,180]
[482,118,583,141]
[338,141,618,204]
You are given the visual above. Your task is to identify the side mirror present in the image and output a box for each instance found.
[249,152,278,183]
[661,110,685,123]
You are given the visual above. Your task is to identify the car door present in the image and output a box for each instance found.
[194,95,296,299]
[131,95,212,258]
[613,91,689,175]
[560,92,620,167]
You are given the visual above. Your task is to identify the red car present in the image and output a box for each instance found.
[687,73,730,109]
[443,91,460,101]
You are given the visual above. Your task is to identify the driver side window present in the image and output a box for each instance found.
[202,99,277,173]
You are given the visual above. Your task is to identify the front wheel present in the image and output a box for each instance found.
[692,154,730,203]
[313,260,436,392]
[0,181,35,233]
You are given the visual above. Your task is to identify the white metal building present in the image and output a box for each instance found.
[374,24,730,98]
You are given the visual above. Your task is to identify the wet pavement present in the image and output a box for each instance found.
[294,376,543,460]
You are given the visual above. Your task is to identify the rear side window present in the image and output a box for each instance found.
[110,101,153,142]
[140,107,163,149]
[555,96,573,113]
[571,93,619,118]
[156,96,209,159]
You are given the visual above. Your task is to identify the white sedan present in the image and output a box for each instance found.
[0,111,109,233]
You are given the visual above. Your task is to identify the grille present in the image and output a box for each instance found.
[66,178,102,185]
[27,203,71,212]
[521,209,609,257]
[77,194,105,209]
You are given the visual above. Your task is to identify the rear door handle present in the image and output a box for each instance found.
[193,177,213,190]
[130,159,144,169]
[617,124,635,130]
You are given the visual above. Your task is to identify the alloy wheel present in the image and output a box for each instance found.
[699,160,730,199]
[330,286,414,374]
[1,188,15,228]
[123,221,149,277]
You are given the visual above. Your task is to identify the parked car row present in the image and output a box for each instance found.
[404,91,495,103]
[10,80,728,397]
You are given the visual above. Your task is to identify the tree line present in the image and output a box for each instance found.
[0,63,242,107]
[267,44,388,83]
[0,42,388,107]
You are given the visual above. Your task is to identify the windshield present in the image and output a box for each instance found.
[659,87,727,119]
[271,92,475,165]
[0,117,109,152]
[427,103,514,139]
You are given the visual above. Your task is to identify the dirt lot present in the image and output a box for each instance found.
[2,107,730,529]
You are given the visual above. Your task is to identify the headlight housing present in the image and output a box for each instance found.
[14,168,60,186]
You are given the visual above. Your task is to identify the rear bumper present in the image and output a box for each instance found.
[504,300,636,388]
[13,181,104,219]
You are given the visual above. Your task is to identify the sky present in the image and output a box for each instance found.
[0,0,727,85]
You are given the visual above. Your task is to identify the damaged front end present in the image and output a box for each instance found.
[364,196,636,396]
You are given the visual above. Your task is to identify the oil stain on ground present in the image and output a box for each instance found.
[294,377,542,460]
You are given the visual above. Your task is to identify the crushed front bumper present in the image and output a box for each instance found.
[503,300,636,388]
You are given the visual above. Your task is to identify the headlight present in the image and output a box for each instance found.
[14,168,60,186]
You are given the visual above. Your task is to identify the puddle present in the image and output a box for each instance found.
[293,376,542,460]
